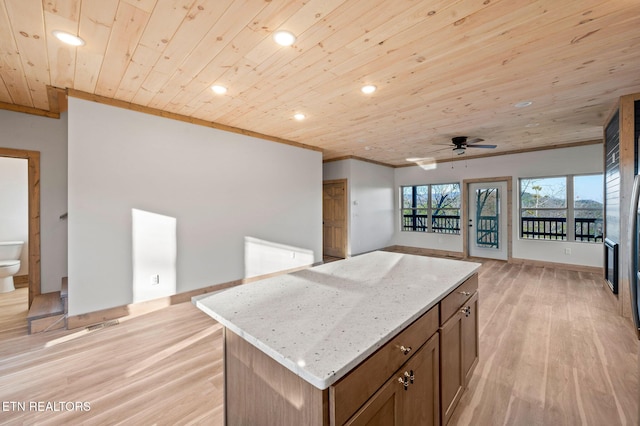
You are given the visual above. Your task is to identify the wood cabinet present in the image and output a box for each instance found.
[439,276,479,426]
[339,274,478,426]
[220,271,479,426]
[329,305,439,425]
[345,333,439,426]
[461,292,479,386]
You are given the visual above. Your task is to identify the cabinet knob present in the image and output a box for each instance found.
[400,345,412,355]
[398,376,409,390]
[459,291,471,296]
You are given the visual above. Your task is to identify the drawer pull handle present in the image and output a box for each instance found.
[400,345,412,355]
[459,291,471,296]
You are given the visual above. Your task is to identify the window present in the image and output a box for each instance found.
[519,174,603,242]
[574,175,605,242]
[520,177,567,240]
[401,183,461,234]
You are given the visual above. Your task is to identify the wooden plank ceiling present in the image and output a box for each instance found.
[1,0,639,166]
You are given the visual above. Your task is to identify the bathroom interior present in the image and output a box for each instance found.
[0,156,28,300]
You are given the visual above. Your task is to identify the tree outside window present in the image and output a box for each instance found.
[520,175,603,242]
[402,183,460,234]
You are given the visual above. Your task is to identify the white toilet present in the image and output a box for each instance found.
[0,241,24,293]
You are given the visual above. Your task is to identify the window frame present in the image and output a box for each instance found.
[573,174,605,242]
[400,183,461,234]
[519,173,603,243]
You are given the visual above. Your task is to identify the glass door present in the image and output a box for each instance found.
[468,182,507,260]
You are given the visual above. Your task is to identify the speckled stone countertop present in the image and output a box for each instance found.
[195,251,480,390]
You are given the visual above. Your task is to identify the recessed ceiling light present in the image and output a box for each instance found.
[273,30,296,47]
[210,85,227,94]
[361,85,377,94]
[52,30,85,46]
[294,113,306,121]
[514,101,533,108]
[525,122,539,127]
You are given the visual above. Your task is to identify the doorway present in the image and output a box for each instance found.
[322,179,347,259]
[465,179,511,261]
[0,147,40,307]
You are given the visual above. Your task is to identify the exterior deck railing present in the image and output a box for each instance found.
[475,215,499,248]
[403,214,603,243]
[402,214,460,233]
[521,217,603,242]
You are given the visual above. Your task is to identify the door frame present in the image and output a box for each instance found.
[322,179,348,258]
[0,147,40,307]
[463,177,512,261]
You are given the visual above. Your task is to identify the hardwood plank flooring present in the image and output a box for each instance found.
[0,260,637,425]
[0,288,223,425]
[450,261,639,426]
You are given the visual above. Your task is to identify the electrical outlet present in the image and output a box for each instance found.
[564,248,571,255]
[150,274,160,285]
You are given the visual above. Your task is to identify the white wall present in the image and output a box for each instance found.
[68,98,322,316]
[323,159,395,255]
[0,157,28,274]
[394,144,604,267]
[0,109,68,293]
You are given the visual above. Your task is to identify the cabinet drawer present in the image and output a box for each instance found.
[330,305,439,426]
[440,274,478,325]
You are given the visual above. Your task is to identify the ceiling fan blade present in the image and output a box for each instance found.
[431,145,454,152]
[467,144,497,149]
[465,138,485,145]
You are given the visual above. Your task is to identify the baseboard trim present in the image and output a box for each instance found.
[508,257,603,274]
[67,263,315,330]
[14,275,29,288]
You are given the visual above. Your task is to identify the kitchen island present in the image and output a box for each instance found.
[196,251,481,425]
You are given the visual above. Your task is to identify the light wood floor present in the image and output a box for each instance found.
[0,261,637,425]
[451,261,639,426]
[0,288,224,425]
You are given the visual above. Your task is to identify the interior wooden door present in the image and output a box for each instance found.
[323,180,347,258]
[0,148,40,307]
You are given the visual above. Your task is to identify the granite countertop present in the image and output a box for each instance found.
[195,250,481,390]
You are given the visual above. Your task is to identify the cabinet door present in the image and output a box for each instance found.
[440,309,464,426]
[402,333,440,426]
[345,334,440,426]
[344,372,403,426]
[462,292,479,386]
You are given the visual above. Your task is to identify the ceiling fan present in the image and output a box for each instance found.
[450,136,497,155]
